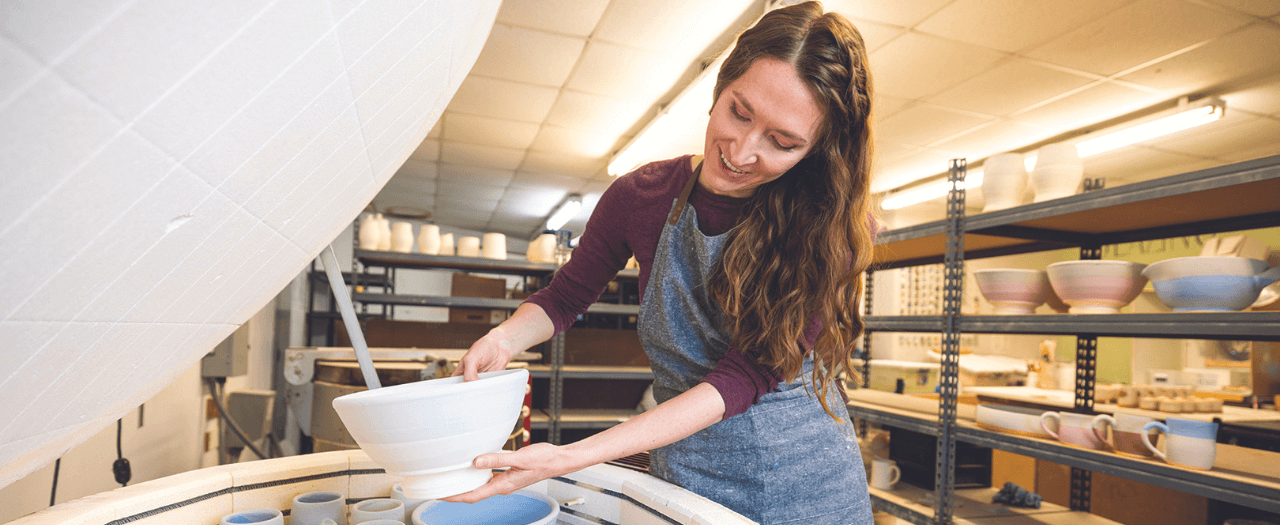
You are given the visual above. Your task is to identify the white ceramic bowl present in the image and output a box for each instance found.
[332,369,529,500]
[973,269,1051,314]
[1142,256,1280,312]
[412,490,559,525]
[975,404,1055,438]
[1046,260,1148,314]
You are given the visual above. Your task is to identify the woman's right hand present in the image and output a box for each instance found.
[454,330,517,381]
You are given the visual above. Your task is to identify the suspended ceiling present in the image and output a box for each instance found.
[375,0,1280,236]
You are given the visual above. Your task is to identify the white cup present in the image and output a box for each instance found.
[291,491,347,525]
[220,509,283,525]
[1142,417,1219,470]
[351,498,405,524]
[391,483,431,523]
[481,233,507,260]
[870,458,901,491]
[438,233,455,256]
[390,222,414,253]
[457,236,480,257]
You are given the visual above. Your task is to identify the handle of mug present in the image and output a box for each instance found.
[1142,421,1167,460]
[1092,414,1116,449]
[889,464,901,486]
[1040,412,1061,440]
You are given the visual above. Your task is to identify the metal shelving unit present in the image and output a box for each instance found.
[349,247,643,445]
[859,153,1280,524]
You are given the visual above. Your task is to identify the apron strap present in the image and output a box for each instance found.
[668,161,702,225]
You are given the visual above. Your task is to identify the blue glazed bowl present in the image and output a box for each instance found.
[1143,257,1280,312]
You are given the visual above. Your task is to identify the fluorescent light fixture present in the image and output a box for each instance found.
[545,194,583,231]
[608,53,727,176]
[880,97,1225,210]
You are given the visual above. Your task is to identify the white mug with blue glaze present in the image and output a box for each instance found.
[1141,417,1219,470]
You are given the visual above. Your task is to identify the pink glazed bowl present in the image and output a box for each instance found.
[1046,260,1148,314]
[974,269,1052,314]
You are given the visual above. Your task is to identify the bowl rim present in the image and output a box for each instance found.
[973,268,1046,275]
[334,368,528,406]
[1047,260,1146,268]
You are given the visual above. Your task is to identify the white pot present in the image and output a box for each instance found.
[358,214,381,250]
[418,225,440,255]
[981,153,1028,212]
[390,222,414,253]
[530,233,556,263]
[457,236,480,257]
[482,232,507,260]
[1031,164,1083,203]
[438,233,455,256]
[376,215,392,251]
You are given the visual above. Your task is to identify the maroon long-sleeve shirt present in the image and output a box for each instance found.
[526,156,824,419]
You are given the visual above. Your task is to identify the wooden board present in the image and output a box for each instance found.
[967,386,1280,423]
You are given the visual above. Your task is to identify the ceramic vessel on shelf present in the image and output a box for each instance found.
[376,214,392,251]
[1046,260,1147,313]
[358,214,381,250]
[412,489,559,525]
[1030,142,1083,203]
[1142,256,1280,312]
[973,268,1051,314]
[976,404,1055,438]
[331,369,529,500]
[457,236,480,257]
[439,233,455,256]
[390,222,414,253]
[482,232,507,260]
[528,233,556,263]
[980,153,1028,212]
[417,225,440,255]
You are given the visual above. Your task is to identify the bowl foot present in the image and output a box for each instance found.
[400,466,494,500]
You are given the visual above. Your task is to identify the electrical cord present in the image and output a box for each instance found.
[113,419,130,486]
[205,377,270,462]
[49,457,60,507]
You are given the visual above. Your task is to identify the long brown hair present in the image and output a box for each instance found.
[707,1,874,419]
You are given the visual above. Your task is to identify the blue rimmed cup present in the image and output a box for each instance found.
[1141,417,1218,470]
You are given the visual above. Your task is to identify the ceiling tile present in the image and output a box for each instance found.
[380,175,437,196]
[469,24,585,87]
[546,90,651,136]
[530,125,618,158]
[446,75,559,123]
[874,146,967,192]
[434,205,495,230]
[427,119,442,138]
[876,104,993,147]
[933,119,1055,160]
[495,0,610,37]
[593,0,756,53]
[1216,134,1280,162]
[440,141,526,170]
[1023,0,1249,76]
[567,41,689,102]
[437,179,507,202]
[1220,74,1280,115]
[521,150,607,179]
[825,0,954,27]
[498,186,566,217]
[915,0,1130,53]
[443,113,540,150]
[408,138,440,161]
[436,163,515,185]
[395,158,437,179]
[870,31,1008,100]
[873,94,914,120]
[1118,23,1280,94]
[1152,113,1280,158]
[1083,146,1221,185]
[843,19,907,51]
[511,169,587,190]
[1204,0,1280,17]
[928,59,1096,117]
[1009,81,1166,132]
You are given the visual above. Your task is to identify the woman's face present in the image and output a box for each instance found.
[701,57,822,198]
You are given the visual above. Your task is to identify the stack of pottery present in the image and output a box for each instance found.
[359,213,391,251]
[1030,142,1083,203]
[980,153,1028,212]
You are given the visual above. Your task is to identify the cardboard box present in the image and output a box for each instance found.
[450,273,507,324]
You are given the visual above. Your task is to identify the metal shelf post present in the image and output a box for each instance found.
[934,158,966,524]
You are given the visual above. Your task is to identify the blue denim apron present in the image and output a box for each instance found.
[637,164,873,524]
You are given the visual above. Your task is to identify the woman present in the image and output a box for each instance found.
[447,2,876,522]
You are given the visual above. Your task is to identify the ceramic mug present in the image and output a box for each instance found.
[869,457,901,491]
[1092,413,1156,458]
[1142,417,1219,470]
[291,491,347,525]
[220,509,284,525]
[391,483,431,523]
[1040,411,1109,450]
[351,499,405,524]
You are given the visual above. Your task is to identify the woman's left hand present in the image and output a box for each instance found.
[442,443,572,503]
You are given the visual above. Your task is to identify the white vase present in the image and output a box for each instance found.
[481,233,506,260]
[418,225,440,255]
[457,236,480,257]
[358,214,380,250]
[530,233,556,263]
[981,153,1028,212]
[376,214,392,251]
[439,233,455,256]
[391,222,414,253]
[1031,142,1083,203]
